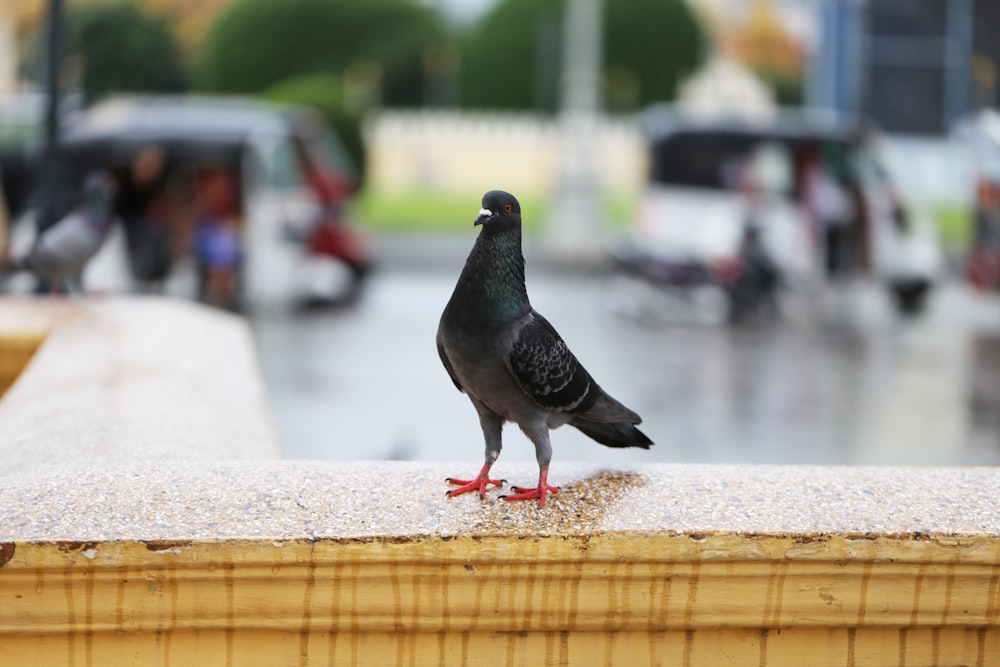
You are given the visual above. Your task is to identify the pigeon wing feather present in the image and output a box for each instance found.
[506,313,593,412]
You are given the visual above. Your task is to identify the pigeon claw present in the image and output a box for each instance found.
[446,463,504,500]
[502,468,559,508]
[502,484,560,508]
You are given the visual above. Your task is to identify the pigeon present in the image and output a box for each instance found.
[23,171,118,293]
[437,190,652,507]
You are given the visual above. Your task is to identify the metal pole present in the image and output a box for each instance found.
[561,0,601,115]
[37,0,64,235]
[543,0,605,264]
[43,0,63,159]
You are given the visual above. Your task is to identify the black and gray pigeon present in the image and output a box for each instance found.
[437,190,652,507]
[24,171,117,293]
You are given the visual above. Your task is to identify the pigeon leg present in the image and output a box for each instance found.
[446,462,505,499]
[446,405,505,499]
[502,423,559,507]
[502,466,560,508]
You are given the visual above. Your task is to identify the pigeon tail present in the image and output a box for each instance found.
[574,388,643,423]
[569,417,653,449]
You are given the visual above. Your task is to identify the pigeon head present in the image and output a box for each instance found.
[474,190,520,227]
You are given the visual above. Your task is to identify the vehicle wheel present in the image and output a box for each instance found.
[891,281,929,317]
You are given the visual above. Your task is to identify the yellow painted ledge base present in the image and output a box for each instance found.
[8,628,990,667]
[2,535,998,667]
[0,331,45,397]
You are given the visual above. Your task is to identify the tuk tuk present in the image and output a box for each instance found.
[28,95,371,307]
[620,107,942,320]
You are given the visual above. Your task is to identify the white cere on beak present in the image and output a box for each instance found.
[479,208,492,218]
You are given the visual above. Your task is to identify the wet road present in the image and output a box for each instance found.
[249,244,1000,468]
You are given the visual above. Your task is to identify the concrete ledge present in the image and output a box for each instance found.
[0,297,998,665]
[1,462,998,665]
[0,297,282,479]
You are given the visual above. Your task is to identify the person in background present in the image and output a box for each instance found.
[193,168,243,309]
[803,145,856,281]
[114,145,174,290]
[295,140,372,293]
[730,155,781,323]
[970,179,1000,290]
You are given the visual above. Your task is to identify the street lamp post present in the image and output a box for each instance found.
[543,0,606,264]
[37,0,65,236]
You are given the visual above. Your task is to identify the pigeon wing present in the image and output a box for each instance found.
[506,313,593,412]
[436,332,464,392]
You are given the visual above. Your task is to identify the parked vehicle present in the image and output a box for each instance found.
[954,110,1000,292]
[6,95,371,308]
[618,108,943,320]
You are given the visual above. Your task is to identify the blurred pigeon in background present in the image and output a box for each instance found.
[437,190,652,508]
[23,171,117,294]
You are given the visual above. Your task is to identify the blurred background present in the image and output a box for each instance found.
[0,0,997,466]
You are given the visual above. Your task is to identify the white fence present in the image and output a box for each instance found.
[364,110,648,196]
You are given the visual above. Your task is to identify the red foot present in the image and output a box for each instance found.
[502,468,560,508]
[446,463,504,500]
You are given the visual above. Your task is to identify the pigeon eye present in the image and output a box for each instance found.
[504,204,512,213]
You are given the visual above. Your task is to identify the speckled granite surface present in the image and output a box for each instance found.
[2,460,997,542]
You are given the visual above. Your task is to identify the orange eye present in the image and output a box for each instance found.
[504,204,512,213]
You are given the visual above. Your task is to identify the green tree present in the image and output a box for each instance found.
[461,0,707,112]
[603,0,706,110]
[70,4,187,100]
[260,73,365,180]
[757,70,803,106]
[194,0,447,108]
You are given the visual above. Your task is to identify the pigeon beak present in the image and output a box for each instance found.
[474,208,493,226]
